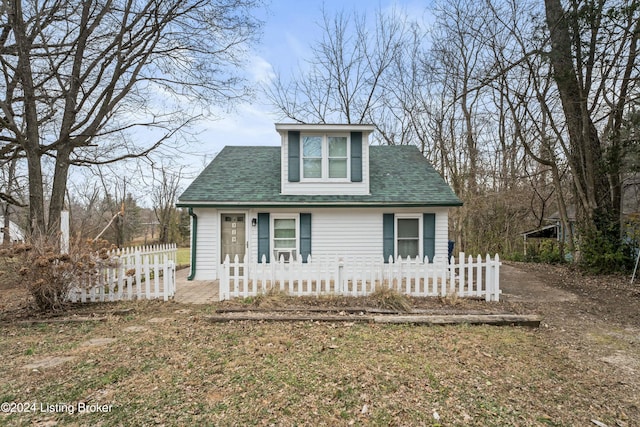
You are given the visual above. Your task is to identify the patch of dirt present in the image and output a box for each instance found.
[123,326,148,333]
[502,262,640,398]
[146,317,174,323]
[79,338,116,347]
[501,263,578,302]
[22,356,76,370]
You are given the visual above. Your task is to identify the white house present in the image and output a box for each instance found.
[177,123,463,281]
[0,216,25,244]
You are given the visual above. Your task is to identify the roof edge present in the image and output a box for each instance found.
[275,123,376,132]
[177,201,464,208]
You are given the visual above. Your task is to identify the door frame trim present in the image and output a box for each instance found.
[218,211,248,264]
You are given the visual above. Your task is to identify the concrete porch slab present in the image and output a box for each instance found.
[174,267,219,304]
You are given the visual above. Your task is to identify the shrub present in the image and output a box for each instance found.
[579,227,633,274]
[503,252,525,262]
[369,285,412,313]
[0,238,117,312]
[537,240,565,264]
[521,240,565,264]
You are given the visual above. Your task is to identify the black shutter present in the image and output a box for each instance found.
[383,213,394,263]
[257,213,270,263]
[423,213,435,263]
[350,131,362,182]
[299,213,311,263]
[288,131,300,182]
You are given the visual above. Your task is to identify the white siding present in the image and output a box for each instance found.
[434,208,449,261]
[192,207,453,280]
[193,208,218,280]
[279,131,371,196]
[311,209,382,261]
[246,207,451,263]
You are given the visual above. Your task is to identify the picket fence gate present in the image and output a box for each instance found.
[68,244,177,303]
[220,252,501,302]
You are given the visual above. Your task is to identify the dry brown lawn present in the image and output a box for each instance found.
[0,262,639,426]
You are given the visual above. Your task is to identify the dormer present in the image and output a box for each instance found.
[276,123,375,195]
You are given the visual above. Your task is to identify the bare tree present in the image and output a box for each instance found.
[152,165,183,244]
[266,6,408,129]
[543,0,640,238]
[0,0,263,240]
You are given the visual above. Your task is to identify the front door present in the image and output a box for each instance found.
[220,214,246,263]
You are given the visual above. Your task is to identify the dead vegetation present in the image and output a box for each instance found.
[369,285,413,312]
[0,262,639,426]
[0,238,116,312]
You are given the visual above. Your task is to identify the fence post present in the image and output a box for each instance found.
[143,254,151,299]
[493,254,501,301]
[337,258,344,295]
[476,254,483,298]
[135,250,142,300]
[220,255,229,301]
[485,254,492,302]
[153,254,160,299]
[163,259,174,301]
[459,252,465,297]
[116,256,124,300]
[171,260,176,298]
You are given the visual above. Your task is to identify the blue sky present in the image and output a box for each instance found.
[189,0,431,159]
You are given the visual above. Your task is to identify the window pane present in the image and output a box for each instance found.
[274,219,295,240]
[274,239,296,249]
[302,136,322,157]
[274,228,295,238]
[303,159,322,178]
[328,159,347,178]
[274,218,295,229]
[397,219,419,238]
[328,137,347,157]
[274,218,296,250]
[398,240,419,258]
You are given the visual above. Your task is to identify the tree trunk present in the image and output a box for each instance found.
[11,0,46,237]
[2,157,19,246]
[2,206,10,246]
[48,145,73,239]
[544,0,610,229]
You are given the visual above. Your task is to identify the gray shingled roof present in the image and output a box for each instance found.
[177,145,462,207]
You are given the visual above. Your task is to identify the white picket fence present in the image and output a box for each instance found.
[220,252,501,302]
[68,244,177,303]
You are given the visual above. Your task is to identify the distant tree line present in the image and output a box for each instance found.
[267,0,640,272]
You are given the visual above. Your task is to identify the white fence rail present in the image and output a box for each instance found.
[220,252,501,302]
[68,244,177,303]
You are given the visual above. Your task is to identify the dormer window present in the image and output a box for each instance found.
[280,125,369,188]
[302,134,349,180]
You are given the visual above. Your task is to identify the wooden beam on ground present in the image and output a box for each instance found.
[202,313,541,327]
[203,314,374,323]
[374,314,541,327]
[215,307,399,314]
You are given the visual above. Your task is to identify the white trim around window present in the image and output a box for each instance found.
[394,214,422,260]
[271,214,298,262]
[301,133,350,181]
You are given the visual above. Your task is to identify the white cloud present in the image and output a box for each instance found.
[284,32,308,65]
[248,55,276,84]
